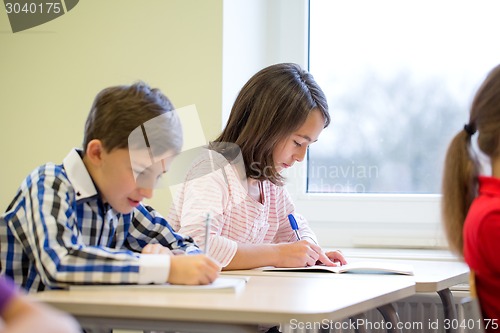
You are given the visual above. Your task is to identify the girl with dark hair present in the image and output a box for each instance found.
[169,63,346,270]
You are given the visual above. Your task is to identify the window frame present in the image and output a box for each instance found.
[285,161,444,248]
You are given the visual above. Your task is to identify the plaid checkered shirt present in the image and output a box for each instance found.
[0,149,200,292]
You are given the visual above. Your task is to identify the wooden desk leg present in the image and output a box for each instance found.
[438,288,458,333]
[377,303,402,333]
[349,313,369,333]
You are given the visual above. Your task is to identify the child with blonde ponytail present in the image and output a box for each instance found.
[442,64,500,331]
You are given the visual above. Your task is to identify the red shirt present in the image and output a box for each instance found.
[463,176,500,331]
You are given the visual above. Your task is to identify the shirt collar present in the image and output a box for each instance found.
[478,176,500,196]
[63,148,98,202]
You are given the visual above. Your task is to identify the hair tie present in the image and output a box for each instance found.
[463,123,476,136]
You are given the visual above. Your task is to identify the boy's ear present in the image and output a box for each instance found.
[85,139,105,165]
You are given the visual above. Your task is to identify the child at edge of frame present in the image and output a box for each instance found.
[0,81,221,297]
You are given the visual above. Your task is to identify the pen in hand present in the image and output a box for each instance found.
[204,213,211,254]
[287,214,301,241]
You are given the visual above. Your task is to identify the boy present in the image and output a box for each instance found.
[0,82,220,292]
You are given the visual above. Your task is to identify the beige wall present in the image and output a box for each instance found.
[0,0,223,215]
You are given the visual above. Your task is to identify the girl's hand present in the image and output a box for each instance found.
[301,238,347,267]
[322,249,348,266]
[276,240,325,267]
[276,241,348,267]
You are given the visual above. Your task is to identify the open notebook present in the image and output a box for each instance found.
[263,261,414,275]
[68,276,249,293]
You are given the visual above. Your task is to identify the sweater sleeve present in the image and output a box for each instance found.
[168,154,239,267]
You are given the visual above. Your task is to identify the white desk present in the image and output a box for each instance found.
[364,258,469,291]
[348,257,470,333]
[338,250,469,293]
[225,256,469,333]
[34,275,415,333]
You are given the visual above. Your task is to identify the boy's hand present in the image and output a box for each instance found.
[168,254,221,285]
[142,244,174,255]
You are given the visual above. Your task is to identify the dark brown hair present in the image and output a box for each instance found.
[442,64,500,255]
[83,81,181,155]
[214,63,329,186]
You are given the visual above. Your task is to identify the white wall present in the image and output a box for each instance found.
[222,0,309,124]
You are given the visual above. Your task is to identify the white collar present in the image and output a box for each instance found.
[62,148,98,202]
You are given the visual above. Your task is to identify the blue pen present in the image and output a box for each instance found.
[287,214,301,241]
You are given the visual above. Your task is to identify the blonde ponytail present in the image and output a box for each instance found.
[441,129,479,255]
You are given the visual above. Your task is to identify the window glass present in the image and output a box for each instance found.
[308,0,500,193]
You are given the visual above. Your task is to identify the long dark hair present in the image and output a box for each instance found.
[214,63,329,186]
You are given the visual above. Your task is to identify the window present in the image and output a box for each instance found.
[308,0,500,194]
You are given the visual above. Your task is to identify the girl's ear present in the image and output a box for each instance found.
[85,139,104,166]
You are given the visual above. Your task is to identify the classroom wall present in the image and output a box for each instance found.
[0,0,223,214]
[222,0,308,124]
